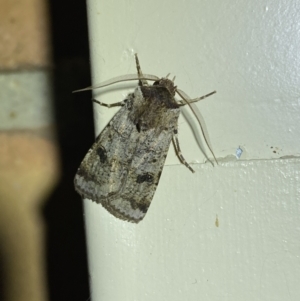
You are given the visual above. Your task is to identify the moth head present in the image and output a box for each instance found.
[153,78,176,96]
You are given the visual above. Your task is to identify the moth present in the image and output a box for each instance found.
[74,54,216,223]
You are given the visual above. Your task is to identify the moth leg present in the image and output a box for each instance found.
[172,129,195,173]
[177,91,216,106]
[92,99,124,108]
[134,53,149,87]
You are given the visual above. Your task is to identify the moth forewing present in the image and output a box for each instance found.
[74,54,216,223]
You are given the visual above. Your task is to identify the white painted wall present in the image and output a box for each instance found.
[83,0,300,300]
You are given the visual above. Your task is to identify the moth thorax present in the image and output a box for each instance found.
[157,78,176,96]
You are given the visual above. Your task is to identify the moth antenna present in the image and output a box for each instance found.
[135,53,149,87]
[172,76,176,82]
[73,74,160,93]
[176,88,218,165]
